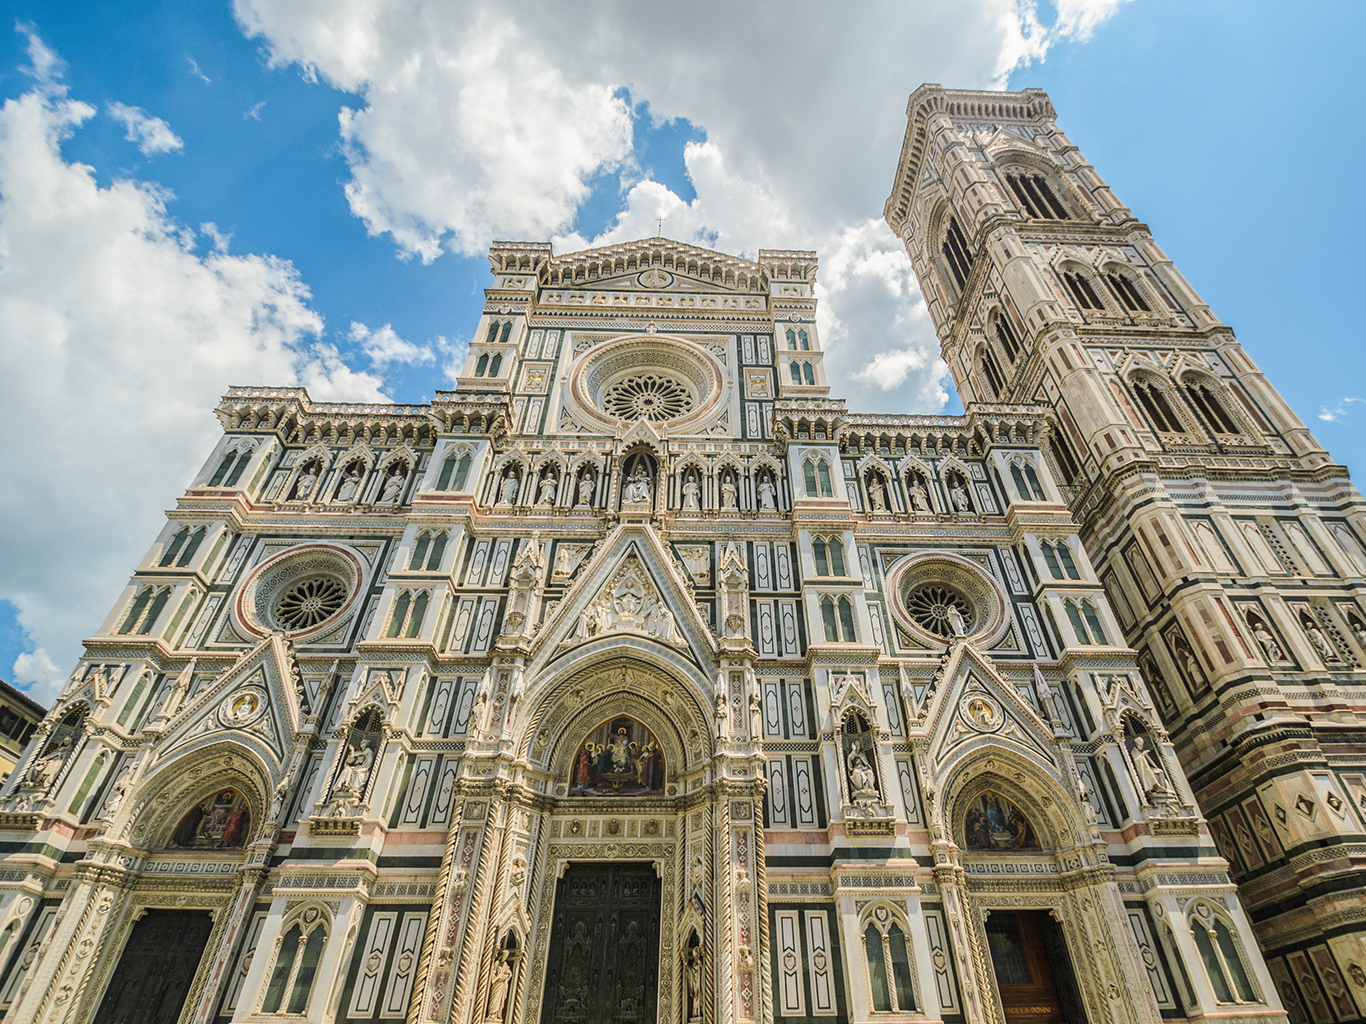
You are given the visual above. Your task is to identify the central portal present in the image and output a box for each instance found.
[541,863,663,1024]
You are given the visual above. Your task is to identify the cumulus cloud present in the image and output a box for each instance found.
[107,100,184,155]
[348,321,434,368]
[233,0,1122,408]
[0,31,386,702]
[1318,397,1362,423]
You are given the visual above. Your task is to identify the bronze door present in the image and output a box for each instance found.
[93,909,214,1024]
[985,910,1080,1024]
[541,863,662,1024]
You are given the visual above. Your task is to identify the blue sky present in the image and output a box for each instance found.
[0,0,1362,702]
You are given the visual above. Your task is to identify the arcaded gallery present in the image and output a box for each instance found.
[1,85,1365,1024]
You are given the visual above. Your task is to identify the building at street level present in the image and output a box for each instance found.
[0,84,1360,1024]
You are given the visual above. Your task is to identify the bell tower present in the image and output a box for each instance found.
[887,84,1366,1018]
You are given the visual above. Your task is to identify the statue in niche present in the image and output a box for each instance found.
[720,474,738,511]
[379,466,407,504]
[292,463,319,501]
[575,467,596,508]
[485,951,512,1023]
[847,746,877,796]
[335,465,362,502]
[684,944,703,1022]
[537,473,557,505]
[622,457,653,505]
[269,777,290,822]
[682,473,701,511]
[499,472,520,505]
[950,478,972,513]
[1249,618,1283,662]
[757,473,776,511]
[571,716,665,796]
[24,737,72,789]
[1130,734,1171,800]
[342,738,376,794]
[909,476,930,512]
[963,791,1038,850]
[867,475,887,512]
[1302,616,1339,661]
[101,772,129,820]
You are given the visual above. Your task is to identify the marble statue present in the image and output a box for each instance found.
[868,476,887,512]
[1304,619,1338,661]
[623,461,652,504]
[909,478,930,512]
[950,482,972,513]
[294,465,318,500]
[1130,735,1170,799]
[336,467,361,502]
[757,475,776,511]
[720,475,738,510]
[947,604,967,637]
[1252,622,1283,662]
[682,474,701,511]
[499,474,520,505]
[575,469,595,508]
[343,739,375,793]
[537,474,557,504]
[847,746,877,795]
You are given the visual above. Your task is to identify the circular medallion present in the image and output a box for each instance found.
[961,693,1003,732]
[886,551,1010,648]
[233,544,364,640]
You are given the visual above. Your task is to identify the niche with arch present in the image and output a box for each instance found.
[169,787,252,850]
[962,791,1039,851]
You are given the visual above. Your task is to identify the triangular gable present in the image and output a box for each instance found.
[156,633,303,766]
[919,642,1059,772]
[528,525,717,670]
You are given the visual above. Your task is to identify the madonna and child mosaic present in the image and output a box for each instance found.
[571,716,665,796]
[963,792,1039,851]
[170,788,252,849]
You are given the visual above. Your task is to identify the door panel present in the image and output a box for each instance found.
[93,909,214,1024]
[986,910,1071,1024]
[541,863,662,1024]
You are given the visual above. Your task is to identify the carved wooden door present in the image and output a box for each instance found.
[985,910,1069,1024]
[541,863,662,1024]
[92,909,214,1024]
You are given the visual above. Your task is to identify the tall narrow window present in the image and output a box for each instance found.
[287,927,326,1014]
[160,528,190,567]
[817,461,833,497]
[981,348,1005,398]
[790,362,802,385]
[485,321,500,345]
[786,328,797,350]
[888,924,916,1011]
[1186,382,1241,435]
[865,924,892,1012]
[838,597,856,642]
[1024,464,1045,500]
[177,527,206,567]
[821,597,838,642]
[387,592,411,638]
[499,321,512,344]
[798,329,810,351]
[224,450,251,486]
[1065,600,1091,644]
[941,216,973,291]
[813,539,829,576]
[1105,272,1150,311]
[137,589,170,636]
[405,592,429,639]
[488,354,502,376]
[1213,921,1255,1001]
[1056,542,1081,579]
[1132,380,1184,433]
[803,460,818,497]
[262,925,303,1013]
[1050,434,1081,485]
[803,362,815,386]
[829,539,846,577]
[436,455,457,490]
[1040,542,1063,580]
[1062,271,1104,310]
[120,589,153,634]
[453,453,472,490]
[475,354,489,377]
[426,532,447,571]
[1006,173,1070,220]
[208,453,236,487]
[410,532,431,570]
[996,313,1022,363]
[1011,464,1031,501]
[1081,600,1107,644]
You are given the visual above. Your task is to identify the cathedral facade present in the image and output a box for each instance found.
[0,84,1356,1024]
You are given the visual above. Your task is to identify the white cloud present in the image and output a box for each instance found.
[0,32,387,703]
[348,321,434,368]
[1318,397,1362,423]
[107,100,184,155]
[11,650,64,706]
[233,0,1123,408]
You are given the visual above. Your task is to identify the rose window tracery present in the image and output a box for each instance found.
[274,575,349,630]
[602,373,694,422]
[905,583,974,636]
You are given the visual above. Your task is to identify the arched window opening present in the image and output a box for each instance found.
[436,455,457,490]
[804,459,833,498]
[485,321,500,345]
[177,527,206,567]
[137,588,170,636]
[1062,271,1104,310]
[387,592,412,639]
[160,528,190,567]
[405,592,429,639]
[821,597,838,642]
[426,532,447,571]
[829,539,846,577]
[803,362,815,386]
[1040,542,1064,580]
[803,460,818,496]
[813,539,829,576]
[817,461,833,497]
[981,347,1005,398]
[786,328,797,350]
[1106,272,1151,312]
[1024,464,1045,500]
[488,354,502,377]
[474,353,489,377]
[1010,464,1029,502]
[1050,434,1081,485]
[941,216,973,291]
[1132,379,1185,433]
[1213,921,1255,1001]
[410,532,431,571]
[262,925,302,1013]
[1006,172,1070,220]
[208,453,236,487]
[996,313,1023,363]
[790,362,802,385]
[1065,600,1091,645]
[838,597,857,642]
[1190,921,1236,1003]
[1081,600,1107,644]
[798,329,810,351]
[865,923,892,1012]
[1186,382,1242,435]
[1056,542,1081,579]
[120,588,153,634]
[224,450,251,487]
[453,453,472,490]
[499,321,513,345]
